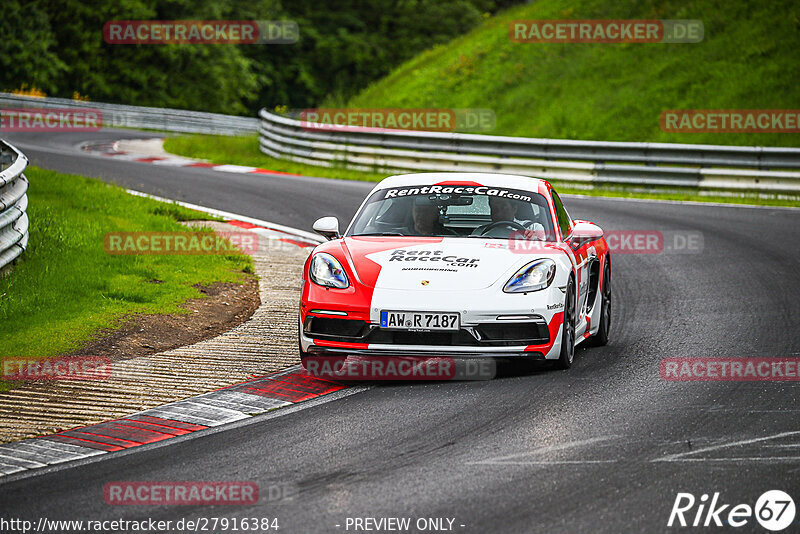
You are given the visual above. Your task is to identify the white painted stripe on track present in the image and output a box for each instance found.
[652,430,800,462]
[195,389,292,413]
[86,137,798,211]
[125,189,324,243]
[147,158,200,167]
[0,446,81,465]
[0,358,365,480]
[4,440,95,465]
[0,378,371,485]
[0,453,47,469]
[84,138,303,177]
[100,153,141,161]
[135,404,248,427]
[0,462,26,475]
[212,164,259,174]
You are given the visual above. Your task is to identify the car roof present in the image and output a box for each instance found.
[374,172,549,192]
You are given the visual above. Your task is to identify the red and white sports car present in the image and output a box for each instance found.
[299,173,610,369]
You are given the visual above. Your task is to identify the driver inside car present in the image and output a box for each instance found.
[471,197,545,239]
[409,197,465,236]
[411,200,448,236]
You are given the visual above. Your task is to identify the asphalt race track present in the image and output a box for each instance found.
[3,131,369,230]
[1,130,799,533]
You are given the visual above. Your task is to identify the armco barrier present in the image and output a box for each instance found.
[0,93,258,136]
[0,140,29,271]
[258,108,800,192]
[2,93,797,192]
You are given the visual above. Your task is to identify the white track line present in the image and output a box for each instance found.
[125,189,323,243]
[0,381,371,485]
[0,196,329,484]
[468,436,618,465]
[652,430,800,462]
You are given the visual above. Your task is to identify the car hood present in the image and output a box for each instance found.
[340,236,565,291]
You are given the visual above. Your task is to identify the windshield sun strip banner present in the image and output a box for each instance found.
[377,185,536,203]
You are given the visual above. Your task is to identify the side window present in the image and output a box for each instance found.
[551,191,571,238]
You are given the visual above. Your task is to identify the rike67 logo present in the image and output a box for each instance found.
[668,490,796,531]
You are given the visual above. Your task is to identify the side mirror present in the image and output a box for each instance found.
[312,216,340,240]
[568,221,603,249]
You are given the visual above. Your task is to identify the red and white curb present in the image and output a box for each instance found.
[126,189,323,247]
[0,366,355,478]
[0,192,332,480]
[81,139,301,177]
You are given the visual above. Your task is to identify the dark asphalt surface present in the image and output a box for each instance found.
[1,130,799,533]
[3,130,371,230]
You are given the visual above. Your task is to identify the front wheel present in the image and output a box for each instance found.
[553,278,576,370]
[586,257,611,347]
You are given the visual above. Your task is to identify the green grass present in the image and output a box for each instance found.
[163,134,386,182]
[0,167,253,390]
[162,133,799,207]
[345,0,800,147]
[163,0,800,210]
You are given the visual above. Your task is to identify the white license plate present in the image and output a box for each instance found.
[380,311,460,331]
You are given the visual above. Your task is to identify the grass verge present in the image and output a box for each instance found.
[164,133,799,208]
[346,0,800,148]
[0,167,254,391]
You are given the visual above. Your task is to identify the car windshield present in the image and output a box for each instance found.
[347,184,556,240]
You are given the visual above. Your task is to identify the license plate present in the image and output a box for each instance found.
[380,311,460,331]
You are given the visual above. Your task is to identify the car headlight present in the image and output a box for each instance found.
[504,259,556,293]
[309,253,349,289]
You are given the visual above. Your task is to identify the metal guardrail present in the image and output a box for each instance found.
[0,93,258,136]
[258,108,800,192]
[0,140,29,271]
[2,93,797,192]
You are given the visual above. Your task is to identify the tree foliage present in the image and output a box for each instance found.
[0,0,518,114]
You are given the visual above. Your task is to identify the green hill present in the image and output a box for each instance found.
[346,0,800,147]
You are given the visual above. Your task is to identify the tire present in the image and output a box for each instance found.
[553,278,576,370]
[299,345,311,370]
[586,256,611,347]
